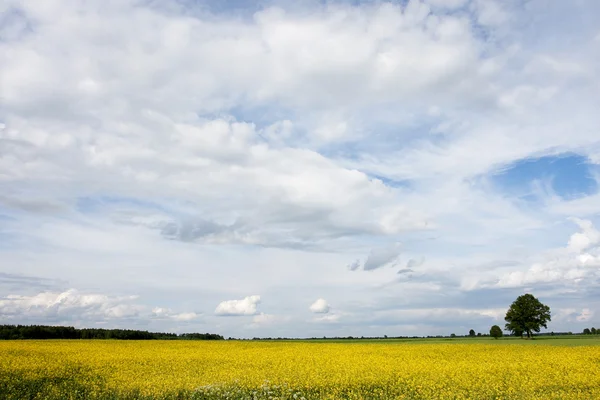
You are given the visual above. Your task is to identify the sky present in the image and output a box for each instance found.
[0,0,599,338]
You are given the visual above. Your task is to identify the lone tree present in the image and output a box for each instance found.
[469,329,476,337]
[490,325,503,339]
[505,294,551,338]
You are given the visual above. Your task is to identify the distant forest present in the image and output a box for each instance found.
[0,325,224,340]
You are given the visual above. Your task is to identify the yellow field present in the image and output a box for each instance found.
[1,339,600,399]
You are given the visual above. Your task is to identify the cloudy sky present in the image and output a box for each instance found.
[1,0,599,338]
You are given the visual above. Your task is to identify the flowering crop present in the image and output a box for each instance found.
[1,339,599,399]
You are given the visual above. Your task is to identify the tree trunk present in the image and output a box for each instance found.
[526,330,531,338]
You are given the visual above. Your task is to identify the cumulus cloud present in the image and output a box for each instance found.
[0,289,201,325]
[0,0,447,250]
[215,295,261,316]
[309,298,330,314]
[0,289,141,321]
[473,219,600,290]
[567,218,600,253]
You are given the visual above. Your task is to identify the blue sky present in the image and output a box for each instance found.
[492,153,599,201]
[0,0,599,337]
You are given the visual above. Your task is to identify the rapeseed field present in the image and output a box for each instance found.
[1,339,599,399]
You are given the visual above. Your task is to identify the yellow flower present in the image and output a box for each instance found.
[1,339,599,399]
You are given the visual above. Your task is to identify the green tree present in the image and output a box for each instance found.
[583,328,591,335]
[504,294,551,338]
[592,327,597,335]
[469,329,476,337]
[490,325,503,339]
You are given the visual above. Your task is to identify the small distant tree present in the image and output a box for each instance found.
[592,327,597,335]
[490,325,503,339]
[477,332,482,337]
[505,294,551,338]
[450,333,456,338]
[583,328,591,335]
[469,329,476,337]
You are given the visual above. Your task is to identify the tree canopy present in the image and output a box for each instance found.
[490,325,503,339]
[504,294,551,338]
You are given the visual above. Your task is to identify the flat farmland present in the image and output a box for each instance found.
[2,337,600,399]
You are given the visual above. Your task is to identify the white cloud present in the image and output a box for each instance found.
[250,313,291,327]
[567,218,600,253]
[152,307,199,322]
[0,289,142,321]
[473,219,600,289]
[151,307,171,317]
[215,295,261,316]
[172,312,199,322]
[554,308,596,324]
[578,253,600,266]
[1,0,600,337]
[405,258,425,270]
[0,288,201,326]
[471,0,510,27]
[363,243,403,271]
[2,2,450,249]
[309,298,330,314]
[252,313,277,325]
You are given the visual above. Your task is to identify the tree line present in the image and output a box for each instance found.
[0,325,224,340]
